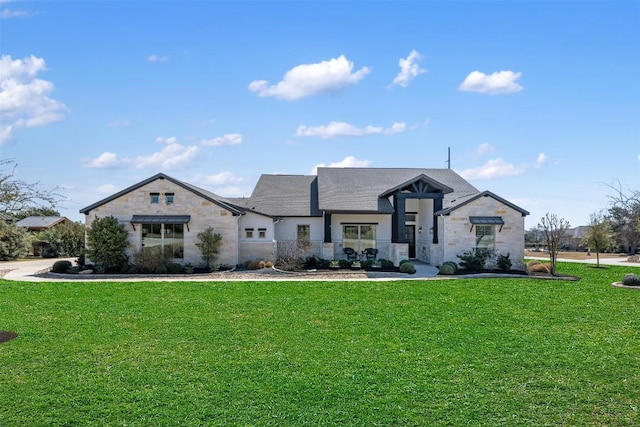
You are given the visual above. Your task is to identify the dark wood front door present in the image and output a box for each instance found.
[405,225,416,258]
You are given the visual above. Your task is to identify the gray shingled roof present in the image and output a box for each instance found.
[16,216,69,229]
[317,168,480,213]
[231,175,321,217]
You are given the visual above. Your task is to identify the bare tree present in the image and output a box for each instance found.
[0,159,65,215]
[605,182,640,255]
[581,212,614,267]
[538,213,570,275]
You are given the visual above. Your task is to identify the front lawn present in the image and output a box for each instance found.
[1,263,639,426]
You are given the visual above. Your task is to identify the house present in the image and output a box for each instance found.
[563,226,591,251]
[16,216,70,231]
[80,168,529,270]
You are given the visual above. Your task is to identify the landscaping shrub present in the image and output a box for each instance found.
[379,259,394,269]
[496,253,512,271]
[439,263,455,275]
[247,261,261,270]
[622,273,640,286]
[195,226,222,270]
[52,260,72,273]
[86,216,129,272]
[399,259,410,266]
[166,262,183,274]
[265,261,274,268]
[41,245,58,258]
[443,261,458,272]
[527,261,552,274]
[457,249,490,271]
[275,241,304,271]
[154,265,168,274]
[258,260,266,269]
[132,246,172,274]
[338,259,351,269]
[400,262,416,274]
[0,221,29,261]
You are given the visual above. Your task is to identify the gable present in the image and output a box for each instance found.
[317,168,478,213]
[79,173,244,215]
[435,191,529,217]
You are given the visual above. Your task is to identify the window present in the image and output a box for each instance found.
[141,223,184,258]
[150,193,160,204]
[258,228,266,238]
[165,193,174,204]
[164,223,184,258]
[297,224,310,242]
[475,225,495,254]
[245,228,254,238]
[343,224,376,252]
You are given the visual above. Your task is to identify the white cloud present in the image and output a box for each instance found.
[311,156,372,174]
[83,152,131,169]
[637,154,640,161]
[1,7,29,19]
[155,136,178,145]
[248,55,370,100]
[457,158,526,180]
[391,50,426,87]
[0,54,67,144]
[136,142,200,170]
[196,171,244,186]
[201,133,243,146]
[534,152,547,168]
[147,54,168,62]
[459,70,523,95]
[296,121,406,138]
[107,119,131,128]
[476,143,495,156]
[96,184,120,194]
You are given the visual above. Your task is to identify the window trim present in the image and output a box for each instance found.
[150,192,160,204]
[245,228,254,239]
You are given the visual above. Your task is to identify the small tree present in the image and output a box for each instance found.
[0,159,65,215]
[0,221,29,260]
[606,183,640,254]
[86,216,129,271]
[195,226,222,270]
[582,212,614,267]
[539,212,570,275]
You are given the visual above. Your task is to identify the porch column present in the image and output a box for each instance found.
[392,194,407,243]
[323,213,332,243]
[432,197,442,244]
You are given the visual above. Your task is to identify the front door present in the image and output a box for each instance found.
[405,225,416,258]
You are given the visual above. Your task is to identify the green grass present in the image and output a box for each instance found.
[1,263,639,426]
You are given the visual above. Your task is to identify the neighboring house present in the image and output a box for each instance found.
[16,216,70,231]
[563,226,591,251]
[80,168,529,270]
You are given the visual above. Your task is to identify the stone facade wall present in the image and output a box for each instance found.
[440,197,526,270]
[83,179,240,267]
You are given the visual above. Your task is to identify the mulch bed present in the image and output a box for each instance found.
[0,331,18,344]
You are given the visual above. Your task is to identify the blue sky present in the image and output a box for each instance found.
[1,0,638,228]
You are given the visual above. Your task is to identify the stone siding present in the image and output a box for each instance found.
[83,179,240,267]
[440,197,526,270]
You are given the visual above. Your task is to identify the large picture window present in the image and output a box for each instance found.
[475,225,494,254]
[343,224,376,252]
[141,223,184,258]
